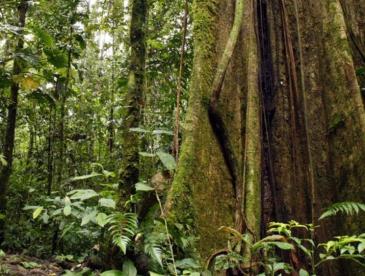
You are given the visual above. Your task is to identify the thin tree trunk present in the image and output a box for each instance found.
[47,105,55,196]
[56,28,73,187]
[0,0,28,244]
[108,24,116,155]
[119,0,147,200]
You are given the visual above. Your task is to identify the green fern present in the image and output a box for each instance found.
[106,212,138,254]
[144,242,163,267]
[319,202,365,220]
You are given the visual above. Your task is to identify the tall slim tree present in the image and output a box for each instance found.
[119,0,147,199]
[0,0,28,244]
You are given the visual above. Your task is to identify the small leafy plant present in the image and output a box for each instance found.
[210,202,365,275]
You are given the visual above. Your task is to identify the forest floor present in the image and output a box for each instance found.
[0,253,101,276]
[0,254,64,275]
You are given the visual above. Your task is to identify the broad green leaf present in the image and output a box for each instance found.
[41,211,49,224]
[96,212,108,227]
[0,249,5,257]
[81,210,98,226]
[157,151,176,171]
[135,182,154,192]
[268,241,294,250]
[81,215,91,226]
[299,269,309,276]
[100,270,123,276]
[33,207,44,219]
[63,205,71,216]
[69,189,98,201]
[358,242,365,253]
[99,198,116,209]
[149,273,164,276]
[64,196,71,205]
[122,260,137,276]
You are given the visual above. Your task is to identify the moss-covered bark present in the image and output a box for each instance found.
[119,0,147,198]
[166,0,260,259]
[168,0,365,273]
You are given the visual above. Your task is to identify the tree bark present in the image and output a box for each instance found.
[0,0,28,244]
[119,0,147,199]
[167,0,259,257]
[167,1,365,274]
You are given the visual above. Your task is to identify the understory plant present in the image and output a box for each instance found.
[210,202,365,275]
[21,159,203,275]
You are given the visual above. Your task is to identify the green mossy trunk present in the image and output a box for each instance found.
[166,0,261,258]
[119,0,147,199]
[168,0,365,273]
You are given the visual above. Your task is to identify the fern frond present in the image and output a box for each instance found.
[106,212,138,254]
[144,242,163,267]
[319,202,365,220]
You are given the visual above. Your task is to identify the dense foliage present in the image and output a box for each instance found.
[0,0,364,275]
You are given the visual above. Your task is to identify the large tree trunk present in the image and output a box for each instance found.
[119,0,147,199]
[167,0,365,274]
[167,0,260,256]
[0,0,28,244]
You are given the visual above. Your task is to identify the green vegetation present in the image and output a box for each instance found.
[1,0,365,275]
